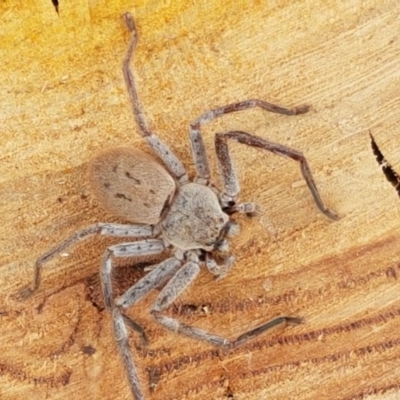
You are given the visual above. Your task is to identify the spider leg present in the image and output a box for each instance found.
[122,13,188,183]
[115,257,182,347]
[215,130,339,220]
[18,223,154,299]
[113,307,144,400]
[151,260,302,348]
[101,239,165,310]
[101,239,166,400]
[230,316,303,348]
[115,257,182,309]
[122,314,149,346]
[205,253,235,281]
[151,260,229,346]
[189,99,309,184]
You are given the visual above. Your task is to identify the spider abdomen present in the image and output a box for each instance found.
[88,147,176,225]
[161,182,229,251]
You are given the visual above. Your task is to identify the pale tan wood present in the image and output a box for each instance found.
[2,1,400,399]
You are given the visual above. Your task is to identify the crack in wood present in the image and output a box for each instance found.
[51,0,59,14]
[370,133,400,197]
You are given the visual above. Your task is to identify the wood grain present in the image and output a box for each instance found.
[2,1,400,399]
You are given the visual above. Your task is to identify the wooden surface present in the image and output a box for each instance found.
[2,1,400,399]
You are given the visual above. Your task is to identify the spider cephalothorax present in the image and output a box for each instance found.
[20,12,338,400]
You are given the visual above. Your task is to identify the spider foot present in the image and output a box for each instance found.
[292,104,310,115]
[286,316,304,325]
[232,315,304,348]
[122,12,136,33]
[321,207,341,221]
[236,202,260,217]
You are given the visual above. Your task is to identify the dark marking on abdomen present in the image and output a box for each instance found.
[125,171,141,184]
[115,193,132,202]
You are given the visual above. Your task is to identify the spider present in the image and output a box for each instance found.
[19,12,339,400]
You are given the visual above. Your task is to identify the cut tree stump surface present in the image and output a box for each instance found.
[1,1,400,399]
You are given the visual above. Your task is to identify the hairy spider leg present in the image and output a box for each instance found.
[189,99,308,185]
[215,130,339,220]
[19,223,154,299]
[122,13,188,184]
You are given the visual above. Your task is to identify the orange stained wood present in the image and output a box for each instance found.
[1,1,400,399]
